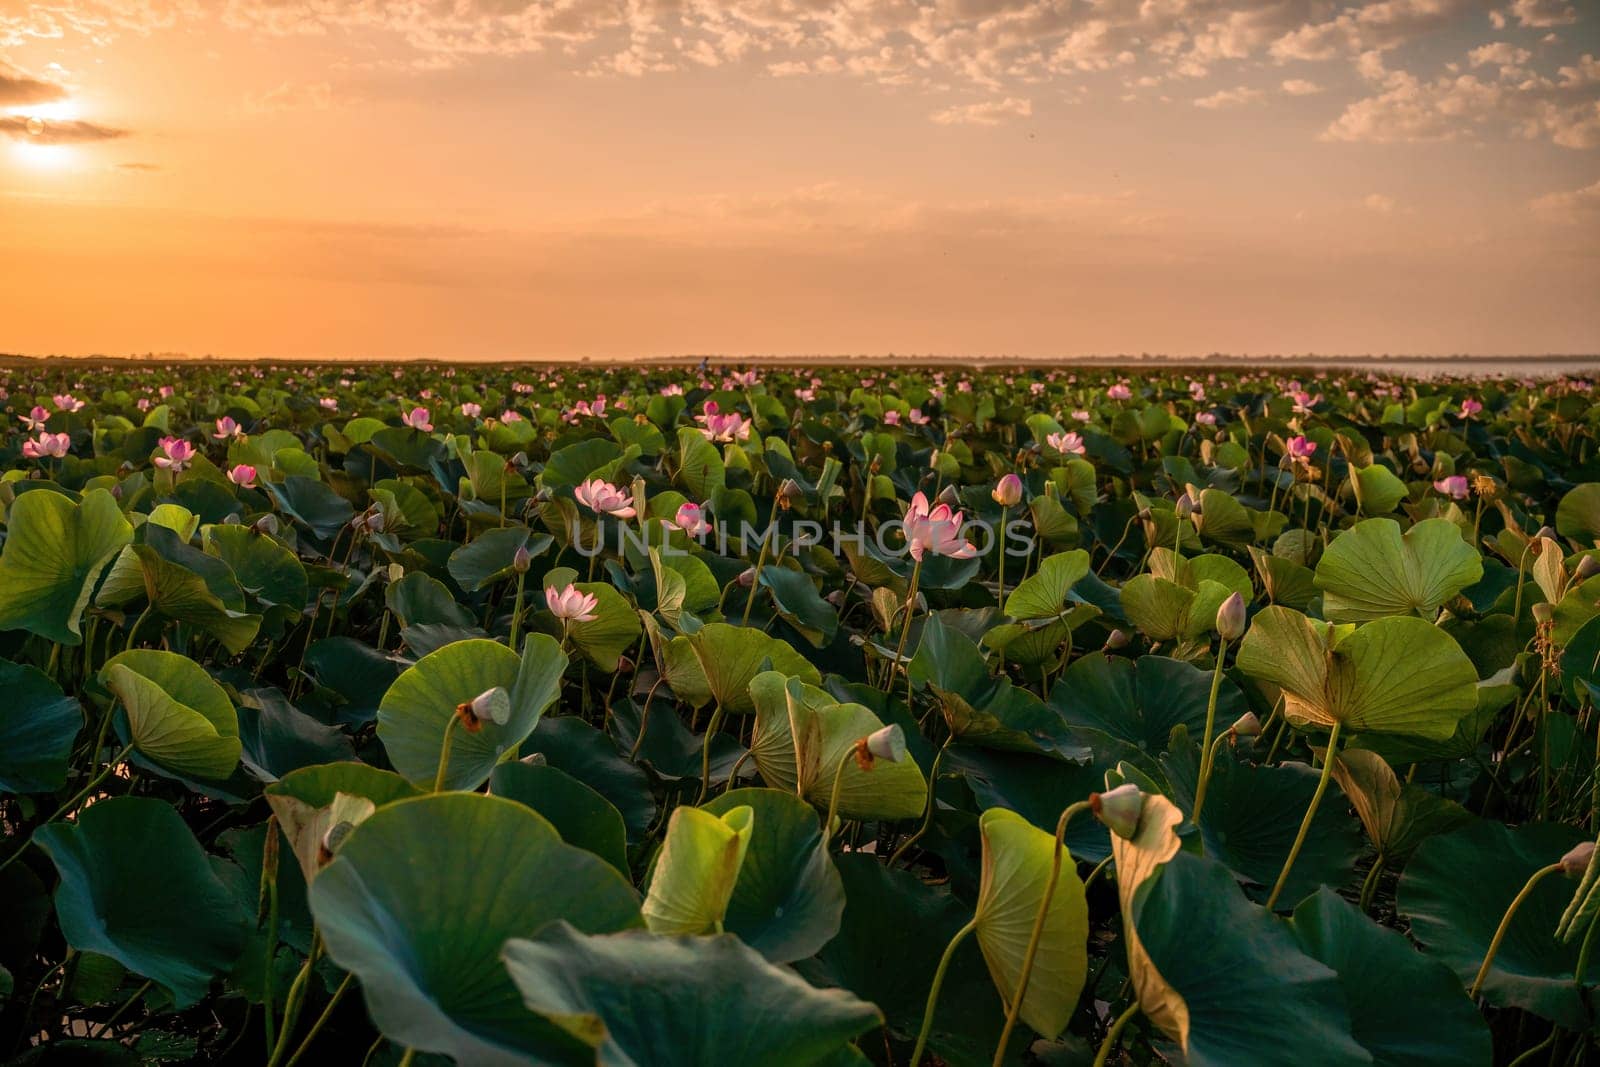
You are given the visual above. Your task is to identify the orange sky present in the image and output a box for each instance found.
[1,0,1597,360]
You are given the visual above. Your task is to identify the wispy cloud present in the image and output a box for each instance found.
[0,59,66,107]
[1194,86,1263,109]
[0,115,126,143]
[929,97,1032,127]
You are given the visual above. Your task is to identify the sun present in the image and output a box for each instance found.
[5,97,86,170]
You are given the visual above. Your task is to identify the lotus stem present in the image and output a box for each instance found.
[1469,862,1563,998]
[822,746,857,842]
[996,504,1009,608]
[282,972,355,1067]
[910,917,978,1067]
[889,557,925,692]
[992,799,1094,1067]
[432,715,459,793]
[889,738,951,868]
[1357,854,1386,913]
[1082,853,1113,891]
[1264,720,1342,911]
[741,521,773,626]
[1512,538,1535,624]
[1092,1001,1142,1067]
[695,703,727,805]
[92,978,153,1039]
[265,932,323,1067]
[1573,910,1599,988]
[1189,637,1230,825]
[509,570,526,653]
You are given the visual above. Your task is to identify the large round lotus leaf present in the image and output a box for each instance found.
[783,678,928,820]
[100,649,242,780]
[1556,483,1600,545]
[491,760,629,877]
[1129,850,1368,1066]
[446,526,553,591]
[1349,463,1407,517]
[520,715,657,842]
[1049,652,1245,753]
[1290,889,1490,1067]
[385,571,474,628]
[1247,545,1319,610]
[308,793,642,1065]
[701,788,846,963]
[202,524,309,611]
[263,476,355,541]
[97,525,262,655]
[1236,607,1478,739]
[641,804,754,935]
[1328,748,1470,861]
[263,762,422,882]
[1399,819,1595,1028]
[0,488,132,646]
[973,808,1088,1040]
[797,855,1013,1066]
[0,658,83,793]
[1163,738,1362,907]
[32,796,250,1008]
[909,615,1072,751]
[683,622,821,715]
[1110,792,1187,1041]
[377,635,567,791]
[503,923,882,1067]
[1119,574,1197,643]
[564,582,643,671]
[1002,550,1090,620]
[1314,517,1482,623]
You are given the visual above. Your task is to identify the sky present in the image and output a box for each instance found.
[0,0,1597,361]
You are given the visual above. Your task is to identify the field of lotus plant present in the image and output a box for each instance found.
[2,359,1599,1066]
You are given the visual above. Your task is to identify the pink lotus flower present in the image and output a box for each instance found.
[1071,409,1092,422]
[1290,390,1323,414]
[660,384,684,397]
[795,388,815,402]
[500,410,523,422]
[52,394,85,413]
[1434,475,1470,500]
[137,398,151,412]
[1047,431,1086,455]
[728,370,759,388]
[320,397,339,411]
[159,386,174,399]
[1287,435,1317,463]
[1460,398,1483,418]
[673,501,712,537]
[400,407,432,432]
[460,402,482,418]
[882,410,901,426]
[908,408,931,425]
[957,380,972,393]
[546,584,599,623]
[227,464,258,488]
[565,395,608,423]
[1107,383,1132,401]
[992,473,1023,507]
[574,478,636,519]
[1188,381,1206,400]
[1030,382,1046,396]
[695,401,751,442]
[154,436,195,472]
[20,405,48,431]
[903,491,977,561]
[213,416,243,440]
[1195,412,1218,427]
[22,432,70,459]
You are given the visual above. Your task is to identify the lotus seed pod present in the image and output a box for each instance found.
[1537,526,1558,541]
[1092,784,1144,840]
[936,484,961,508]
[254,514,279,535]
[1231,712,1263,737]
[1216,591,1247,642]
[865,724,907,764]
[1104,628,1130,650]
[1561,841,1595,875]
[466,686,512,729]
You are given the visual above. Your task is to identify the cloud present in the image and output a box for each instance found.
[1363,192,1398,213]
[0,59,66,107]
[1529,178,1600,223]
[116,161,161,171]
[1507,0,1579,27]
[0,115,126,143]
[1194,86,1263,108]
[1270,0,1496,62]
[245,81,334,114]
[930,96,1032,126]
[1281,78,1324,95]
[1323,50,1600,148]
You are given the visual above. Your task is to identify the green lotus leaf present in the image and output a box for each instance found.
[647,547,720,628]
[0,658,83,793]
[502,924,881,1067]
[701,787,846,963]
[1290,889,1490,1067]
[912,615,1070,751]
[1049,652,1245,753]
[1235,606,1478,739]
[520,716,658,843]
[676,427,726,499]
[202,524,309,612]
[446,525,554,590]
[100,649,242,780]
[641,804,754,935]
[0,488,132,645]
[1328,748,1471,862]
[1003,550,1090,621]
[1110,792,1187,1041]
[490,760,629,878]
[1556,483,1600,546]
[759,565,838,648]
[1400,819,1595,1028]
[1194,488,1254,546]
[972,808,1088,1040]
[385,570,474,628]
[686,622,821,715]
[376,634,568,791]
[97,525,262,654]
[1349,463,1407,516]
[561,581,643,671]
[144,503,199,540]
[263,762,422,882]
[1314,518,1482,623]
[541,438,624,491]
[263,476,354,541]
[310,793,642,1065]
[1247,546,1319,611]
[1129,850,1368,1066]
[1119,574,1196,643]
[33,797,250,1008]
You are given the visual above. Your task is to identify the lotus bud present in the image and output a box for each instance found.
[1136,507,1153,521]
[1532,602,1554,625]
[513,544,532,573]
[1574,555,1600,583]
[992,473,1023,508]
[864,724,907,764]
[366,509,386,533]
[937,485,961,508]
[1537,526,1558,542]
[386,563,404,583]
[1231,711,1262,738]
[1091,783,1144,840]
[519,752,549,767]
[738,567,756,588]
[254,514,279,536]
[1104,628,1130,651]
[223,512,242,525]
[1216,592,1247,642]
[1174,495,1194,520]
[1561,841,1596,875]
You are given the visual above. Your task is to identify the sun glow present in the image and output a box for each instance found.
[5,98,87,171]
